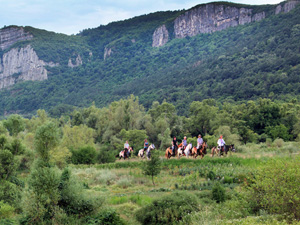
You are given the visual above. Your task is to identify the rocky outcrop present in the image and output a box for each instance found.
[0,45,57,89]
[174,4,267,38]
[275,1,299,14]
[104,47,113,60]
[152,25,169,47]
[0,26,33,50]
[68,54,82,68]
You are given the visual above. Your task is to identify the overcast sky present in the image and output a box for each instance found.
[0,0,283,35]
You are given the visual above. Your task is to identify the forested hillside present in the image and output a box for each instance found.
[0,1,300,116]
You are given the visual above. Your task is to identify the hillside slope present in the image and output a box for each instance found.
[0,1,300,116]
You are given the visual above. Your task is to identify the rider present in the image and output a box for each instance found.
[217,135,226,154]
[197,134,203,150]
[144,139,149,153]
[172,136,178,156]
[182,136,188,150]
[124,141,130,158]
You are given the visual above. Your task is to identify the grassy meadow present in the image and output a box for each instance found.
[55,141,300,225]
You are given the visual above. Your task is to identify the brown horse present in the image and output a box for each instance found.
[198,142,207,159]
[192,142,207,159]
[211,146,219,157]
[165,146,177,159]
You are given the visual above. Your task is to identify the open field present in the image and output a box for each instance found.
[64,142,300,224]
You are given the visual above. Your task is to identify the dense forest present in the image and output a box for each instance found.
[0,2,300,116]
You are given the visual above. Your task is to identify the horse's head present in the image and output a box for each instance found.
[150,144,155,150]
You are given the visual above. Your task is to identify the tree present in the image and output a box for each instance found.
[143,151,161,186]
[34,121,59,163]
[3,115,25,136]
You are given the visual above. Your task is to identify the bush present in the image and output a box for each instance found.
[58,168,103,216]
[71,146,97,164]
[212,182,226,203]
[97,148,116,164]
[136,192,199,224]
[273,138,284,148]
[0,201,15,219]
[246,158,300,220]
[85,208,125,225]
[0,181,21,207]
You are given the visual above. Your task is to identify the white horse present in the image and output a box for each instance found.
[184,143,192,158]
[177,146,184,159]
[146,144,155,159]
[138,144,155,159]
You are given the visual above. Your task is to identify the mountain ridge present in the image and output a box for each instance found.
[0,0,300,116]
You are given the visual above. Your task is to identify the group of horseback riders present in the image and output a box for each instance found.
[167,134,234,159]
[172,134,203,156]
[118,135,235,160]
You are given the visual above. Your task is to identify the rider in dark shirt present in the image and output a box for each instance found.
[172,137,177,156]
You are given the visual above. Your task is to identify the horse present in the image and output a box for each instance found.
[146,144,155,159]
[117,147,134,160]
[139,144,155,159]
[198,142,207,159]
[165,145,178,159]
[192,142,207,159]
[211,146,219,157]
[180,143,192,158]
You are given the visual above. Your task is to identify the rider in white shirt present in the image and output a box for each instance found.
[217,135,226,154]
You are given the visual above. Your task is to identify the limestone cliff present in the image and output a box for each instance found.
[152,25,169,47]
[104,47,113,60]
[173,1,299,39]
[0,26,33,50]
[0,45,57,89]
[174,4,268,38]
[275,0,299,14]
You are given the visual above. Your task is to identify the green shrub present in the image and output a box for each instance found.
[0,181,21,207]
[273,138,284,148]
[58,168,103,216]
[207,170,216,180]
[212,182,226,203]
[0,201,15,219]
[246,158,300,220]
[71,146,97,164]
[85,208,125,225]
[135,192,199,224]
[116,176,133,188]
[97,148,116,164]
[223,176,233,184]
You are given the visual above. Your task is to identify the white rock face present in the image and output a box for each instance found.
[152,25,169,47]
[0,26,33,50]
[276,1,300,14]
[0,45,57,89]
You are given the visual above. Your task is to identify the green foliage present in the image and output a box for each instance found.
[58,168,102,216]
[6,138,26,155]
[96,147,116,164]
[246,158,300,220]
[0,181,21,207]
[212,182,226,203]
[136,192,199,224]
[0,201,15,219]
[34,121,59,163]
[3,115,25,137]
[0,150,15,180]
[85,208,125,225]
[71,146,97,164]
[142,150,161,185]
[119,129,148,150]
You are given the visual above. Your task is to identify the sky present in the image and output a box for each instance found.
[0,0,283,35]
